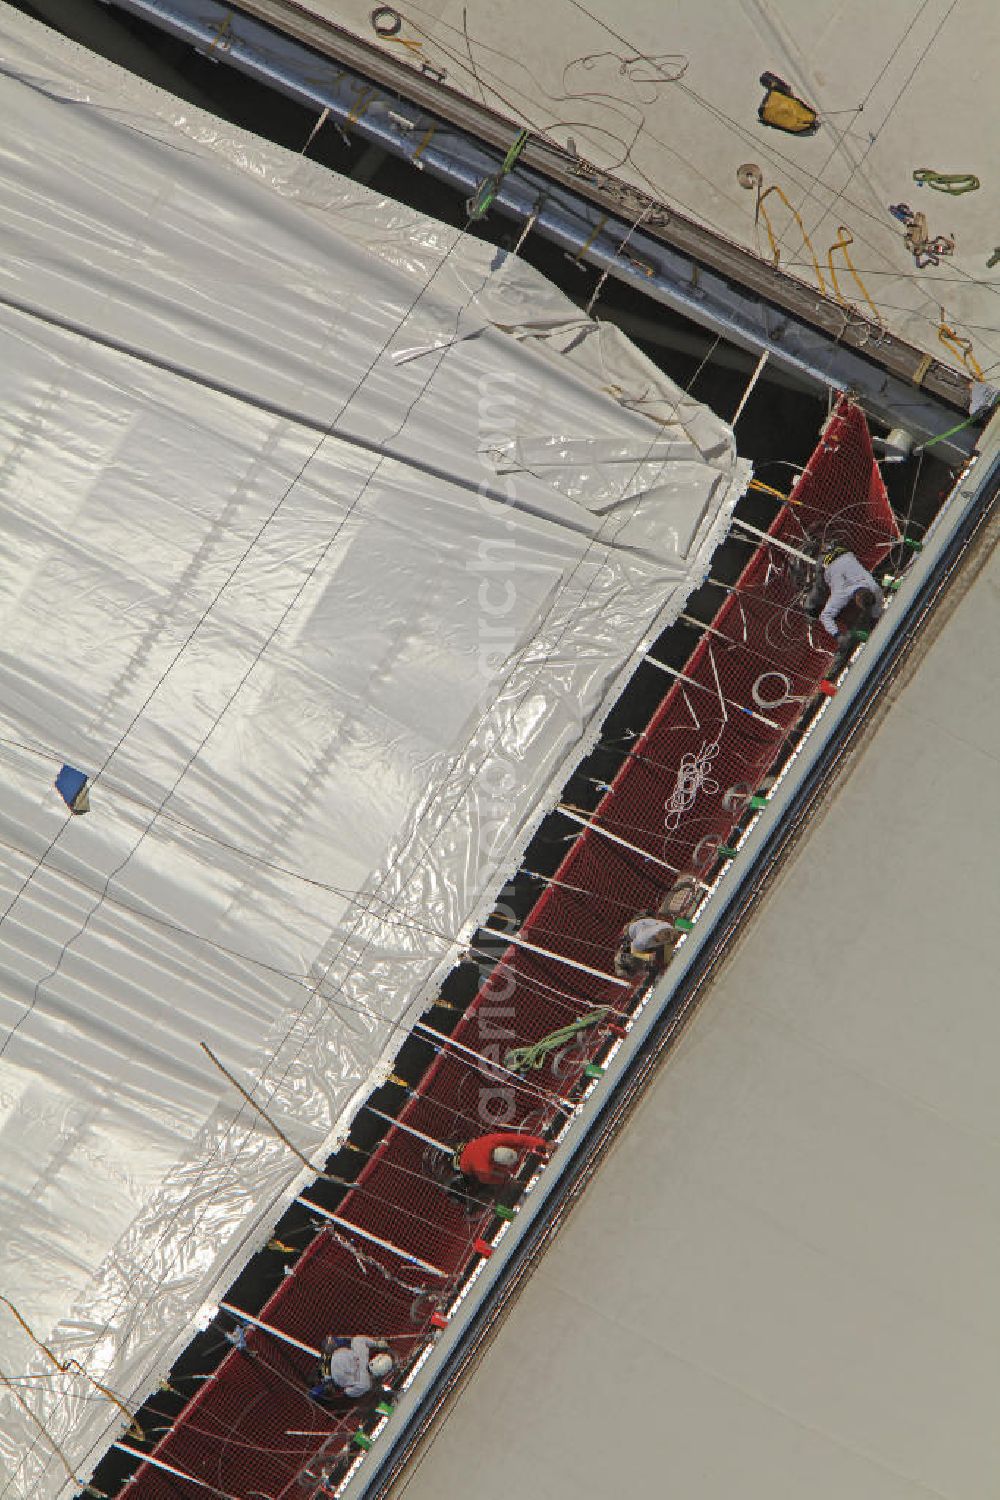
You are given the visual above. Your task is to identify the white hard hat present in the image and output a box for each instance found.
[491,1146,518,1168]
[368,1352,394,1380]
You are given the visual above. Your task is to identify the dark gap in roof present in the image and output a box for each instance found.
[9,7,957,1496]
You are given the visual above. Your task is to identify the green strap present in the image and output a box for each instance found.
[917,412,982,452]
[467,129,530,221]
[503,1006,611,1074]
[912,167,980,195]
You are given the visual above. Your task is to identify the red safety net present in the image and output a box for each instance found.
[120,398,897,1500]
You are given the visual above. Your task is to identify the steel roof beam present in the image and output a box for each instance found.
[107,0,984,458]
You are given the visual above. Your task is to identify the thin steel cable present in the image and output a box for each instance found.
[0,87,743,1482]
[802,0,962,241]
[776,0,934,238]
[26,328,730,1491]
[0,209,542,1500]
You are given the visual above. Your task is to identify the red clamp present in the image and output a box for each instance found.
[472,1237,494,1258]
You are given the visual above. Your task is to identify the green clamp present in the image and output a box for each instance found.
[466,177,500,221]
[500,128,531,175]
[717,844,738,858]
[351,1431,374,1451]
[375,1401,395,1417]
[672,916,695,932]
[584,1062,605,1078]
[466,129,530,221]
[903,537,924,552]
[494,1203,515,1221]
[850,627,870,641]
[749,794,768,810]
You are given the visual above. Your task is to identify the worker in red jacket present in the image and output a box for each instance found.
[453,1131,549,1188]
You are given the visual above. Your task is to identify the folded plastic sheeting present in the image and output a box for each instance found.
[0,12,748,1494]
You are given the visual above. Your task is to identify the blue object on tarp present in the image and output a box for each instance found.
[54,764,90,814]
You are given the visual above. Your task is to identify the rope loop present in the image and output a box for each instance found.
[663,739,720,832]
[752,671,794,709]
[913,167,979,195]
[370,6,402,36]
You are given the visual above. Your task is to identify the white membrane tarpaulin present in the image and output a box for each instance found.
[0,11,747,1493]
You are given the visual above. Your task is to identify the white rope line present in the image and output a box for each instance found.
[294,1201,448,1278]
[663,740,721,834]
[218,1305,321,1360]
[556,802,684,874]
[706,643,729,723]
[492,929,631,988]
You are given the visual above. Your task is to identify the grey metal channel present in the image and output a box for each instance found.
[107,0,981,461]
[331,423,1000,1496]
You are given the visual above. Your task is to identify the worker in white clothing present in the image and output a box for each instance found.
[614,913,676,977]
[806,545,884,675]
[309,1335,394,1402]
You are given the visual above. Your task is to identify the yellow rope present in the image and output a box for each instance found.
[346,86,374,126]
[937,308,984,378]
[748,478,785,500]
[741,170,886,333]
[200,1042,356,1190]
[412,124,436,162]
[0,1368,82,1485]
[912,353,933,387]
[756,183,827,296]
[573,214,608,263]
[205,10,233,57]
[747,478,802,506]
[0,1295,144,1442]
[826,226,884,328]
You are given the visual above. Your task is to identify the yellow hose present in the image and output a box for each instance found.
[827,226,883,328]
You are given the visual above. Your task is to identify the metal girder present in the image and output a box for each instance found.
[220,0,975,405]
[335,437,1000,1500]
[105,0,984,459]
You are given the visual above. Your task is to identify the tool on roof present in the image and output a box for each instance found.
[756,72,819,135]
[889,203,955,268]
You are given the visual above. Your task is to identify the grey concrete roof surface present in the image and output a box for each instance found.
[388,525,1000,1500]
[295,0,1000,379]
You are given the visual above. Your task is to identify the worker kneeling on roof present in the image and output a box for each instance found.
[309,1335,394,1402]
[454,1130,549,1188]
[805,545,884,677]
[614,912,676,977]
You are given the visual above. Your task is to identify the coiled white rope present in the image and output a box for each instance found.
[663,739,720,832]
